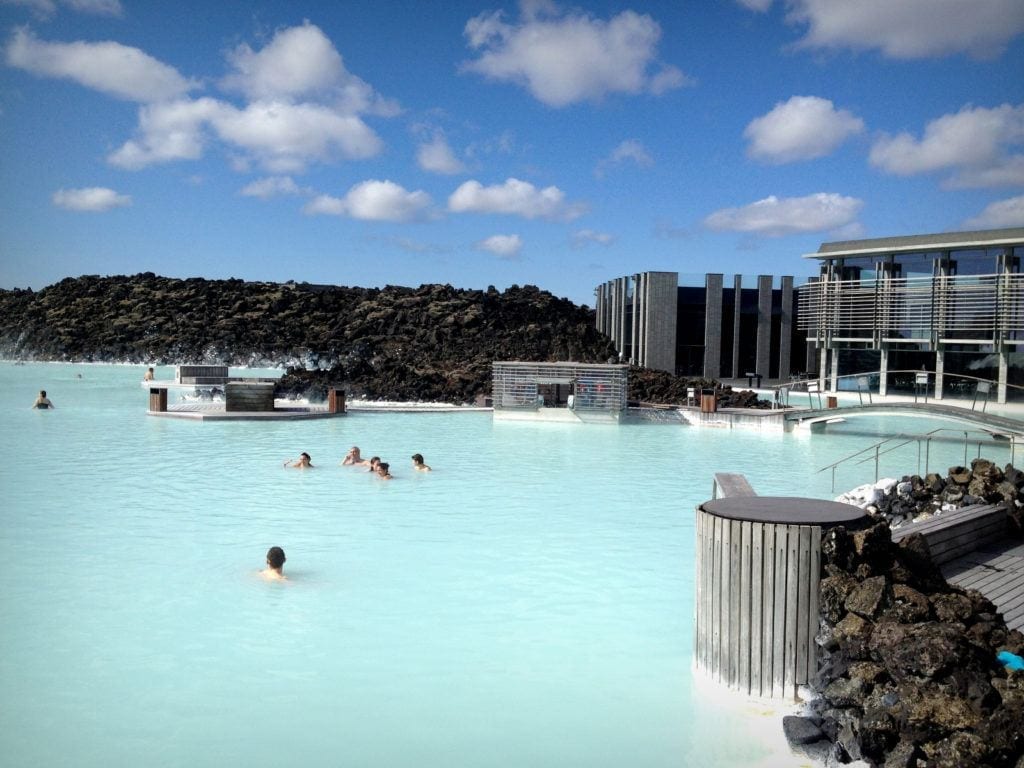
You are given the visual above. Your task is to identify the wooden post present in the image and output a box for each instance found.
[328,388,346,414]
[149,387,167,412]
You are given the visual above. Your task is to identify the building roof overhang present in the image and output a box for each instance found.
[802,227,1024,260]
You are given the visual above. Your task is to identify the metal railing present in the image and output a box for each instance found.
[817,427,1020,493]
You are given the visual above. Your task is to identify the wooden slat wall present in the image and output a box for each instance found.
[694,507,822,700]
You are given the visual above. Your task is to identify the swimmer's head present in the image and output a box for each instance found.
[377,462,390,475]
[266,546,286,570]
[411,453,424,464]
[39,390,46,397]
[300,452,311,461]
[370,456,380,466]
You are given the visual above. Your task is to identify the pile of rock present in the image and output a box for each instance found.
[835,459,1024,532]
[786,522,1024,767]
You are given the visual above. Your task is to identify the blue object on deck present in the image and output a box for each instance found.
[997,651,1024,671]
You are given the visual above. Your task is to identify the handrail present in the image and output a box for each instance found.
[816,427,1018,493]
[779,369,1024,395]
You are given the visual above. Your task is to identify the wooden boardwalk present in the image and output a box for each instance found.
[942,540,1024,632]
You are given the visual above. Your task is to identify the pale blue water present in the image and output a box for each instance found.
[0,363,1017,767]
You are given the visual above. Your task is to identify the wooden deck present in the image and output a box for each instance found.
[890,503,1024,632]
[942,540,1024,632]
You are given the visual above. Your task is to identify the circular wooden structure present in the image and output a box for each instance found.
[694,496,866,699]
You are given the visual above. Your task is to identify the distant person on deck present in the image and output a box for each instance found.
[284,452,313,469]
[32,390,54,409]
[342,446,369,466]
[143,367,155,381]
[262,546,286,580]
[411,453,431,472]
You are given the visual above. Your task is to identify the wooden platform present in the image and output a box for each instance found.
[942,540,1024,632]
[890,503,1009,565]
[147,402,340,421]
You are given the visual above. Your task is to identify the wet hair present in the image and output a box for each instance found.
[411,453,424,464]
[39,390,46,397]
[378,462,390,474]
[370,456,380,465]
[266,546,286,569]
[300,452,311,461]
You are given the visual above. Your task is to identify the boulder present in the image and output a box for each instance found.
[869,622,970,681]
[884,583,931,623]
[845,575,893,620]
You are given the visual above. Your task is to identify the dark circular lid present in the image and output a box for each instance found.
[700,496,867,526]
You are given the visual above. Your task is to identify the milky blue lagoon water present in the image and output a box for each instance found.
[1,363,1019,767]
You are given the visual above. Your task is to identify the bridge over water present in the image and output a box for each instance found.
[784,402,1024,438]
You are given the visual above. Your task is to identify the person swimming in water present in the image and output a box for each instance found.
[32,390,54,409]
[366,456,381,473]
[284,452,313,468]
[342,446,370,466]
[376,461,393,480]
[143,367,155,381]
[411,453,431,472]
[262,546,286,580]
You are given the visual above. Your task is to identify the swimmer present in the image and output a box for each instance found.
[366,456,381,473]
[143,367,155,381]
[262,546,286,580]
[32,390,54,409]
[284,452,313,469]
[411,453,431,472]
[376,461,393,480]
[342,446,369,466]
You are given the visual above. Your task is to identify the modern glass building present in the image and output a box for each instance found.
[798,227,1024,403]
[594,272,804,381]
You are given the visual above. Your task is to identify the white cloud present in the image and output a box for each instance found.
[477,234,523,259]
[64,0,122,15]
[303,180,432,222]
[221,21,398,116]
[963,195,1024,229]
[1,0,122,18]
[571,229,615,248]
[869,103,1024,188]
[239,176,307,199]
[596,139,653,177]
[785,0,1024,59]
[52,186,130,211]
[744,95,864,163]
[107,97,224,169]
[704,192,863,237]
[462,5,692,107]
[417,134,466,175]
[737,0,773,11]
[110,97,384,172]
[448,177,586,220]
[213,100,383,173]
[5,27,194,102]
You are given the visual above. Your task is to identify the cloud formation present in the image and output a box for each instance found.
[963,195,1024,229]
[220,21,398,116]
[704,192,863,236]
[6,27,195,102]
[571,229,615,248]
[417,134,467,175]
[462,4,690,106]
[239,176,308,199]
[52,186,131,211]
[785,0,1024,59]
[595,139,653,177]
[3,0,123,19]
[744,95,864,163]
[477,233,523,258]
[869,103,1024,188]
[304,180,432,222]
[448,178,585,220]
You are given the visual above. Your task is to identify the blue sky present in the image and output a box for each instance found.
[1,0,1023,306]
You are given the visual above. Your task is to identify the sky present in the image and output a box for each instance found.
[1,0,1023,307]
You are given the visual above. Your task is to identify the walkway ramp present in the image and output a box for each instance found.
[785,402,1024,438]
[711,472,757,499]
[942,540,1024,632]
[891,503,1023,632]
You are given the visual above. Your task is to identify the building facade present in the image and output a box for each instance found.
[594,272,803,382]
[798,227,1024,403]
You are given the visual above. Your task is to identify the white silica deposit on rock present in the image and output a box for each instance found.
[834,478,897,508]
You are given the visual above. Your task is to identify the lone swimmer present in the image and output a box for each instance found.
[262,546,287,580]
[411,453,431,472]
[33,390,54,409]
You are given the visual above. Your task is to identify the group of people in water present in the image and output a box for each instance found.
[270,447,432,579]
[285,445,432,479]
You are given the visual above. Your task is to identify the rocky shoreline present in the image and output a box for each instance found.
[784,461,1024,767]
